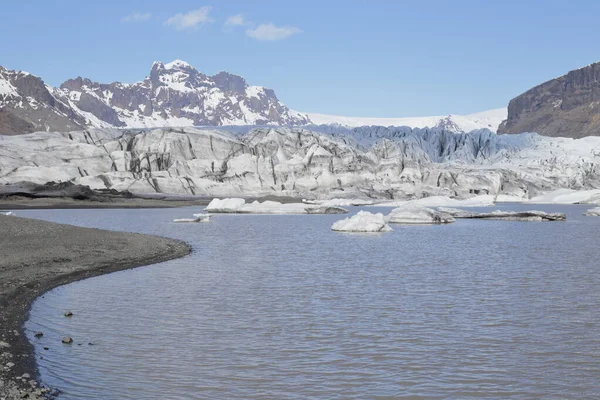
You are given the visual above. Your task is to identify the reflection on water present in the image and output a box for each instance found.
[22,205,600,399]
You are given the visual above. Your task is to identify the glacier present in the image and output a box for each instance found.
[1,125,600,202]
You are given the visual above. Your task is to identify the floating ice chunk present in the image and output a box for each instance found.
[387,206,455,224]
[331,211,392,233]
[584,207,600,216]
[0,211,15,216]
[205,198,247,213]
[192,213,212,221]
[438,207,566,221]
[173,217,211,223]
[528,189,600,204]
[375,195,495,208]
[206,198,348,214]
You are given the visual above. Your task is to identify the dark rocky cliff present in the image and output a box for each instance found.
[499,62,600,138]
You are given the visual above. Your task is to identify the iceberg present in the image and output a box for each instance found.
[387,206,455,224]
[0,212,15,216]
[438,207,566,221]
[192,213,212,221]
[204,198,247,213]
[331,211,393,233]
[584,207,600,216]
[205,198,348,214]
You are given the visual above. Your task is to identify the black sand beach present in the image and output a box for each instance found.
[0,215,191,399]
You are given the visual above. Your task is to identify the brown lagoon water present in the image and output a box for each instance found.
[21,205,600,399]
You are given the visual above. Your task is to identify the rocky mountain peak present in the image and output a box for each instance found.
[211,71,248,95]
[0,60,310,134]
[498,61,600,138]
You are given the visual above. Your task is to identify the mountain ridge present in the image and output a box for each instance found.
[498,61,600,138]
[1,60,506,135]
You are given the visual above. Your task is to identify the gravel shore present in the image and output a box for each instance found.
[0,215,191,399]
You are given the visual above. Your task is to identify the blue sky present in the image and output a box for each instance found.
[3,0,600,117]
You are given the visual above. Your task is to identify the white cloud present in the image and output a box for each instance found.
[245,23,302,41]
[224,14,247,28]
[164,7,214,31]
[121,12,152,23]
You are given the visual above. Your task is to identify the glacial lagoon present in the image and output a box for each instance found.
[22,205,600,399]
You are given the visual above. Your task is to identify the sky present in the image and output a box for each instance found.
[3,0,600,117]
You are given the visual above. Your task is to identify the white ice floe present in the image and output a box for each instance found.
[331,211,392,233]
[192,213,212,221]
[205,198,348,214]
[584,207,600,216]
[0,211,15,216]
[528,189,600,205]
[387,206,455,224]
[375,195,495,208]
[173,213,211,223]
[438,207,566,221]
[204,198,247,213]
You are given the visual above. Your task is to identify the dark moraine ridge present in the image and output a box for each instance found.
[0,215,191,399]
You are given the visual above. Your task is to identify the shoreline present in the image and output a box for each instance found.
[0,215,192,399]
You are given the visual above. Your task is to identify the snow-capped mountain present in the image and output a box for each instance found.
[0,61,310,134]
[1,61,509,136]
[306,108,507,133]
[55,60,310,128]
[0,66,87,135]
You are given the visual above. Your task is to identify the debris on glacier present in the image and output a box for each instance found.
[386,206,455,224]
[584,207,600,216]
[375,195,495,208]
[331,211,393,233]
[438,207,566,221]
[528,189,600,205]
[205,198,348,214]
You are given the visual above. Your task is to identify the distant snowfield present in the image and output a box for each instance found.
[303,108,507,133]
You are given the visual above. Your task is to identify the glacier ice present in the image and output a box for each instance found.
[386,206,455,224]
[2,126,600,202]
[173,213,212,223]
[584,207,600,216]
[331,211,393,233]
[205,198,348,214]
[438,207,566,221]
[527,189,600,204]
